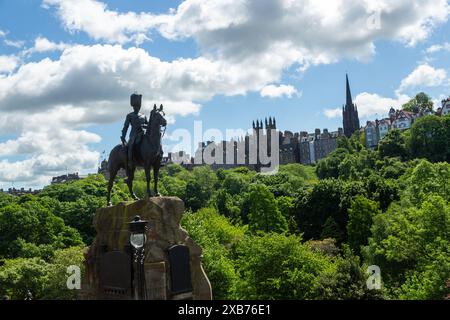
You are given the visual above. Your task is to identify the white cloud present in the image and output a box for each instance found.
[323,63,447,119]
[0,43,275,186]
[43,0,450,68]
[30,36,71,53]
[260,84,299,98]
[3,0,450,187]
[4,39,25,48]
[398,64,447,93]
[426,42,450,55]
[0,109,101,188]
[0,30,25,48]
[42,0,158,44]
[0,44,287,119]
[354,92,410,118]
[0,55,19,73]
[324,93,411,119]
[324,63,449,119]
[324,108,342,119]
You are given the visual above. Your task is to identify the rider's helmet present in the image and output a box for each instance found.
[130,93,142,108]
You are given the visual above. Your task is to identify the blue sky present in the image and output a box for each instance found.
[1,0,450,188]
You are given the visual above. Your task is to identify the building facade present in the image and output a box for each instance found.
[362,102,449,149]
[439,97,450,116]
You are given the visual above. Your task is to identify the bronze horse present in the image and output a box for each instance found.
[106,106,167,206]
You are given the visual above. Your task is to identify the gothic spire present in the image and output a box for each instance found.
[346,73,353,108]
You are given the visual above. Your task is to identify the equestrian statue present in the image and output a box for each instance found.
[106,93,167,206]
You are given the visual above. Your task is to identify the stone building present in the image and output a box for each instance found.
[51,172,81,184]
[169,117,342,169]
[439,96,450,116]
[377,118,391,140]
[1,187,41,196]
[363,106,432,149]
[314,128,340,162]
[391,109,416,130]
[364,121,379,149]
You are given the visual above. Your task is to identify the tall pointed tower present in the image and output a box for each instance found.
[342,74,360,138]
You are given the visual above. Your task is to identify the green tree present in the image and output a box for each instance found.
[402,92,434,114]
[0,257,51,299]
[347,196,381,253]
[409,115,447,162]
[294,179,365,240]
[214,189,241,221]
[185,181,209,211]
[403,160,450,205]
[181,208,245,299]
[247,184,288,233]
[0,201,83,259]
[277,196,298,234]
[316,148,350,179]
[56,196,104,244]
[0,246,84,300]
[313,245,385,299]
[365,195,450,294]
[378,129,408,159]
[320,217,344,243]
[398,238,450,300]
[233,233,332,300]
[43,246,85,300]
[364,174,399,211]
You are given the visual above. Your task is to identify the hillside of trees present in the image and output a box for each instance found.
[0,114,449,300]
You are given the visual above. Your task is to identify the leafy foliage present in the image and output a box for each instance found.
[401,92,434,114]
[0,111,448,300]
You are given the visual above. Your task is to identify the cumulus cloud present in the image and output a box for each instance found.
[0,55,19,73]
[324,108,342,119]
[426,42,450,55]
[28,36,71,54]
[354,92,410,118]
[43,0,450,67]
[3,0,450,187]
[42,0,158,44]
[4,39,25,49]
[0,29,25,48]
[0,43,274,186]
[0,44,287,118]
[0,109,101,187]
[260,84,299,98]
[397,64,448,93]
[157,0,449,64]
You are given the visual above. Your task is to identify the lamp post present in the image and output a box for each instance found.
[128,215,148,300]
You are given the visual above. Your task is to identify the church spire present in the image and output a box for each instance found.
[343,73,360,138]
[346,73,353,108]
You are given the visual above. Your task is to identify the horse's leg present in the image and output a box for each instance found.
[107,167,118,206]
[153,162,161,197]
[127,166,139,201]
[144,165,152,199]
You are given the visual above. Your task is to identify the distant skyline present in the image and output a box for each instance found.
[1,0,450,188]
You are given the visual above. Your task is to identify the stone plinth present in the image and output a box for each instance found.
[80,197,212,300]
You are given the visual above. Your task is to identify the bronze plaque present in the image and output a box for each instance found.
[99,251,132,300]
[168,245,193,295]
